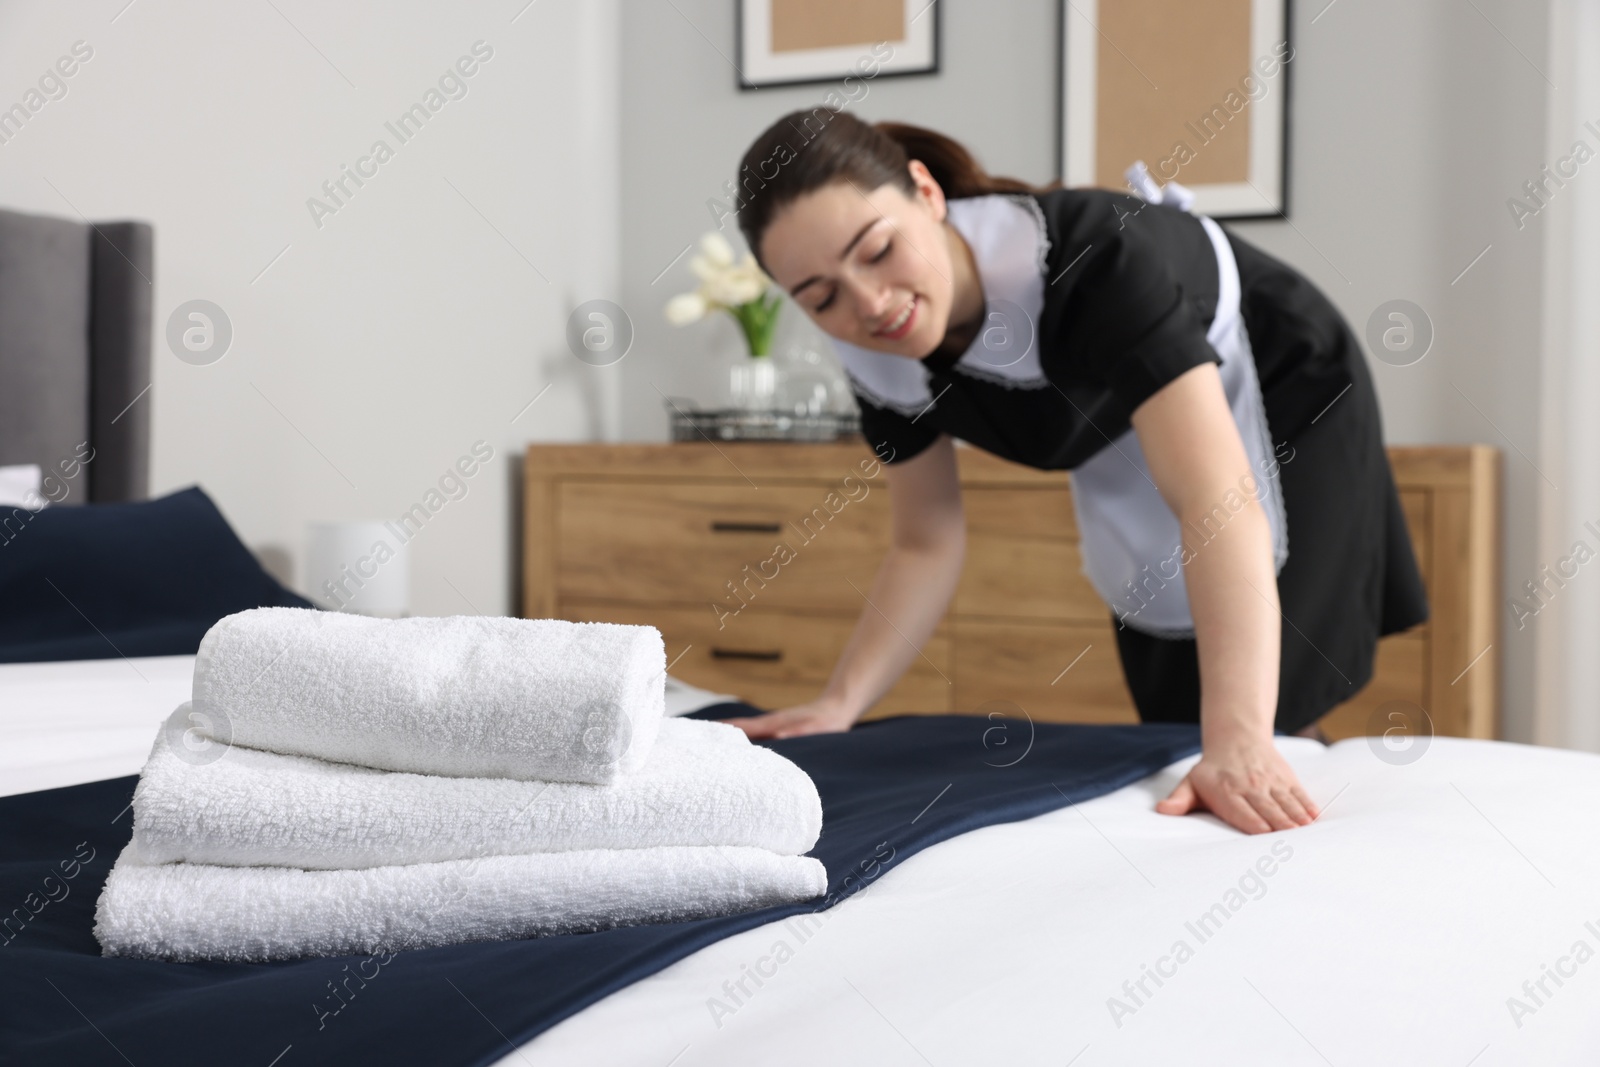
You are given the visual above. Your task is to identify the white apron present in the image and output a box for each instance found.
[1069,207,1289,637]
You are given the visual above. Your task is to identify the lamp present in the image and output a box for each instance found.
[305,520,409,617]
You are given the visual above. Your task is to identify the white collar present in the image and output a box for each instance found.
[827,193,1052,418]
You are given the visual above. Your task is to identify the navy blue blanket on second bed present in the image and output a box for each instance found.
[0,707,1203,1065]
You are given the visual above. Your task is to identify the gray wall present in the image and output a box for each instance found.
[618,0,1552,742]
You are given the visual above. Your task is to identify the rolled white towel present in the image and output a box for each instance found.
[94,843,827,962]
[190,607,665,784]
[130,708,823,868]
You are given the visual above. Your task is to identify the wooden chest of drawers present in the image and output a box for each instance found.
[523,442,1500,740]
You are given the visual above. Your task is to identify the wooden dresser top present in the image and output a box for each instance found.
[524,439,1496,490]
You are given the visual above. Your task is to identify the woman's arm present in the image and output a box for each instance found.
[1129,362,1319,833]
[724,434,966,739]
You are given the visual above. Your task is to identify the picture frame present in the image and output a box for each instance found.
[1058,0,1292,219]
[736,0,940,91]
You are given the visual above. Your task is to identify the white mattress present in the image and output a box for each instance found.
[7,657,1599,1065]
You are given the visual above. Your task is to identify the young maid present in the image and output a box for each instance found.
[721,111,1427,835]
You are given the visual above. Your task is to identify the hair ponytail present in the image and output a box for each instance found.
[872,121,1046,199]
[734,109,1057,270]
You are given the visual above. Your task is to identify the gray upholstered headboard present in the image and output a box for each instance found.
[0,206,152,503]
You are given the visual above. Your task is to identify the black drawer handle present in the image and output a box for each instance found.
[710,521,782,534]
[711,647,783,662]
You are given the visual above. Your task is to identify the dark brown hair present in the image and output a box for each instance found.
[734,109,1059,271]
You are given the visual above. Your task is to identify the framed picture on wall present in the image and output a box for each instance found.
[736,0,940,90]
[1059,0,1292,219]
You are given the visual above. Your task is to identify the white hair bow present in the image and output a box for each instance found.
[1124,160,1196,213]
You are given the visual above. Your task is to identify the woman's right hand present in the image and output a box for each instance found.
[720,436,966,745]
[718,696,860,741]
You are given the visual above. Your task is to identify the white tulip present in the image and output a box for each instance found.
[687,255,721,283]
[706,272,763,306]
[699,231,736,268]
[740,256,777,294]
[664,291,709,325]
[739,259,771,289]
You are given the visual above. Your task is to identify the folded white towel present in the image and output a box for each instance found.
[129,708,822,868]
[94,843,827,962]
[191,607,665,784]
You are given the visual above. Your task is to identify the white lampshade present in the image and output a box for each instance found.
[0,464,42,508]
[305,520,409,617]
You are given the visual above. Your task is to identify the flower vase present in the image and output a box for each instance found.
[728,355,777,411]
[773,342,854,418]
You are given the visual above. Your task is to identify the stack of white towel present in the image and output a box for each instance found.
[93,607,825,962]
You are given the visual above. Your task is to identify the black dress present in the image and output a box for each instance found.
[842,187,1429,736]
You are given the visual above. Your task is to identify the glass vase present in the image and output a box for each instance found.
[728,355,777,411]
[774,342,854,418]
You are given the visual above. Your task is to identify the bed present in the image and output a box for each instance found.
[5,204,1597,1066]
[7,654,1600,1064]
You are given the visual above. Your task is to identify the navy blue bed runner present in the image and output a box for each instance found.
[0,707,1202,1065]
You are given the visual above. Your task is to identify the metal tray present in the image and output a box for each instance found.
[663,401,861,443]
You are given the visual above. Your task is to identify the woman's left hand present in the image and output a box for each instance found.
[1155,738,1320,833]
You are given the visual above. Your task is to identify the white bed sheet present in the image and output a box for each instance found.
[6,657,1599,1065]
[0,656,736,798]
[0,654,194,797]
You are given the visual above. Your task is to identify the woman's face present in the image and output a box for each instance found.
[759,161,954,360]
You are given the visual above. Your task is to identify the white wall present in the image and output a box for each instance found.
[0,0,622,618]
[1534,0,1600,752]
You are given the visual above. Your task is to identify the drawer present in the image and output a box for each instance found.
[953,618,1138,725]
[1318,632,1427,742]
[955,621,1429,738]
[963,485,1079,539]
[555,481,890,613]
[954,487,1102,621]
[561,601,953,717]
